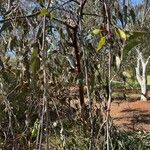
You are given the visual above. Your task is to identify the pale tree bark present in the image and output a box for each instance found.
[135,48,150,101]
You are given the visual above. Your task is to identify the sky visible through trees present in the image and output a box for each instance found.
[131,0,143,5]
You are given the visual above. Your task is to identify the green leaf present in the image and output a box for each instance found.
[124,39,141,55]
[50,11,56,19]
[96,36,106,52]
[92,29,100,35]
[31,57,40,75]
[31,128,37,138]
[117,28,126,41]
[31,119,40,138]
[39,8,48,16]
[31,48,38,63]
[127,31,150,40]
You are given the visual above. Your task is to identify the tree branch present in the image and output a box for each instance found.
[145,56,150,65]
[53,18,75,29]
[0,12,40,24]
[82,13,101,17]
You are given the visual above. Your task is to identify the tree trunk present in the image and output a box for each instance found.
[140,82,147,101]
[135,49,149,101]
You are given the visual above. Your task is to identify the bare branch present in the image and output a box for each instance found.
[145,56,150,65]
[82,13,101,17]
[53,17,75,29]
[0,12,40,24]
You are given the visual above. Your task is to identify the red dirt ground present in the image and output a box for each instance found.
[69,86,150,131]
[110,100,150,131]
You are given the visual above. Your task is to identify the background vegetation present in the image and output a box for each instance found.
[0,0,150,149]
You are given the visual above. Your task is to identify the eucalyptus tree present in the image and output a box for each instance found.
[121,0,150,101]
[0,0,91,149]
[134,0,150,101]
[0,0,59,149]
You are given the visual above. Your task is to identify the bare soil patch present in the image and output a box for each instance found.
[110,100,150,131]
[69,86,150,131]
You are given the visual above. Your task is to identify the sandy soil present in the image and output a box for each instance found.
[110,100,150,131]
[69,86,150,131]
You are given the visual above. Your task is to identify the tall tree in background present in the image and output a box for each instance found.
[130,0,150,101]
[119,0,150,101]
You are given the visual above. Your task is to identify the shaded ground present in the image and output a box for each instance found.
[110,100,150,131]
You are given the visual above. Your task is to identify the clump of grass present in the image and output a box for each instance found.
[49,118,150,150]
[112,129,150,150]
[49,119,90,149]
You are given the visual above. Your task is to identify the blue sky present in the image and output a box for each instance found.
[120,0,143,6]
[131,0,143,5]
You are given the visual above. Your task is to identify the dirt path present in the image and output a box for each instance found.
[110,100,150,131]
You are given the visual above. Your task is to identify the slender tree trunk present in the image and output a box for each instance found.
[72,26,85,108]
